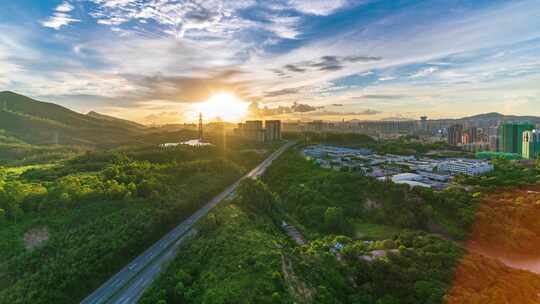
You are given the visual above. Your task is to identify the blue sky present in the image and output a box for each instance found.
[0,0,539,123]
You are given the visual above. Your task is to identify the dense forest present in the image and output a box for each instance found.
[0,143,268,303]
[141,146,474,304]
[140,180,295,304]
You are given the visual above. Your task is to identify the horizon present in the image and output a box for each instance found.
[1,1,539,124]
[5,90,540,127]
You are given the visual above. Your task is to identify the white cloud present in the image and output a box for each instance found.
[239,0,540,102]
[262,15,302,39]
[409,67,438,78]
[6,0,540,120]
[56,1,74,13]
[288,0,349,16]
[89,0,255,39]
[41,1,79,30]
[41,13,80,30]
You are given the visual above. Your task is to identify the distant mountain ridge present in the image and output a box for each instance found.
[461,112,540,123]
[86,111,146,129]
[0,91,148,147]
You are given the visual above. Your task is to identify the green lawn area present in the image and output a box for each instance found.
[352,220,403,240]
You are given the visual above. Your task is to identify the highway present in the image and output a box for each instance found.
[81,141,295,304]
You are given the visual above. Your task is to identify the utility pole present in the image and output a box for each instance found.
[198,112,203,142]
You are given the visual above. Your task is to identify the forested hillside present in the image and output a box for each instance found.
[0,144,267,303]
[0,91,147,147]
[141,145,473,304]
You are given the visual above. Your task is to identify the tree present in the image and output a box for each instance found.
[377,295,400,304]
[324,207,349,234]
[0,180,30,223]
[271,292,282,303]
[102,165,120,180]
[236,179,278,215]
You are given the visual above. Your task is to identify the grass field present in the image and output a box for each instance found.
[352,220,403,240]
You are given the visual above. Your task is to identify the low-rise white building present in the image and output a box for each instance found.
[437,159,493,176]
[391,173,424,182]
[394,180,432,188]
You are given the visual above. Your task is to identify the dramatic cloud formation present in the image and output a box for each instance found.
[1,0,539,123]
[273,55,382,76]
[249,101,323,116]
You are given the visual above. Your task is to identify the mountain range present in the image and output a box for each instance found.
[0,91,148,147]
[0,91,538,147]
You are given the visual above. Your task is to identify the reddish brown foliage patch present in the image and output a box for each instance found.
[448,186,540,304]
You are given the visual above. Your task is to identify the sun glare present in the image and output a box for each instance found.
[193,92,249,122]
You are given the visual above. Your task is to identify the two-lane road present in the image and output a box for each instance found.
[81,141,295,304]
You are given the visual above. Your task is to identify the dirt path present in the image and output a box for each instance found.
[280,254,315,304]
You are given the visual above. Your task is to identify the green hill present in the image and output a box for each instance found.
[0,91,147,147]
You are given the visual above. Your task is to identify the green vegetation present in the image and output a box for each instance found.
[352,221,403,240]
[289,232,461,304]
[0,144,267,304]
[370,136,465,157]
[259,147,470,303]
[140,182,294,304]
[142,145,472,304]
[264,148,477,240]
[0,91,148,147]
[456,158,540,188]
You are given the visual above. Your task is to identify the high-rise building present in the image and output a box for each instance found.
[308,120,324,132]
[447,124,463,146]
[522,130,540,159]
[234,120,282,143]
[489,135,498,151]
[468,127,478,143]
[245,120,265,142]
[498,122,535,154]
[265,120,282,141]
[461,132,471,144]
[420,116,428,132]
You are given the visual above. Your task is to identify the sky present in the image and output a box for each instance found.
[0,0,539,124]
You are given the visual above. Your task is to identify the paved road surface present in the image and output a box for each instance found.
[81,141,295,304]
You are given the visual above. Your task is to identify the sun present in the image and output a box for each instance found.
[193,92,249,122]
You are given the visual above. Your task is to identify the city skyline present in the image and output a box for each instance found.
[1,0,539,124]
